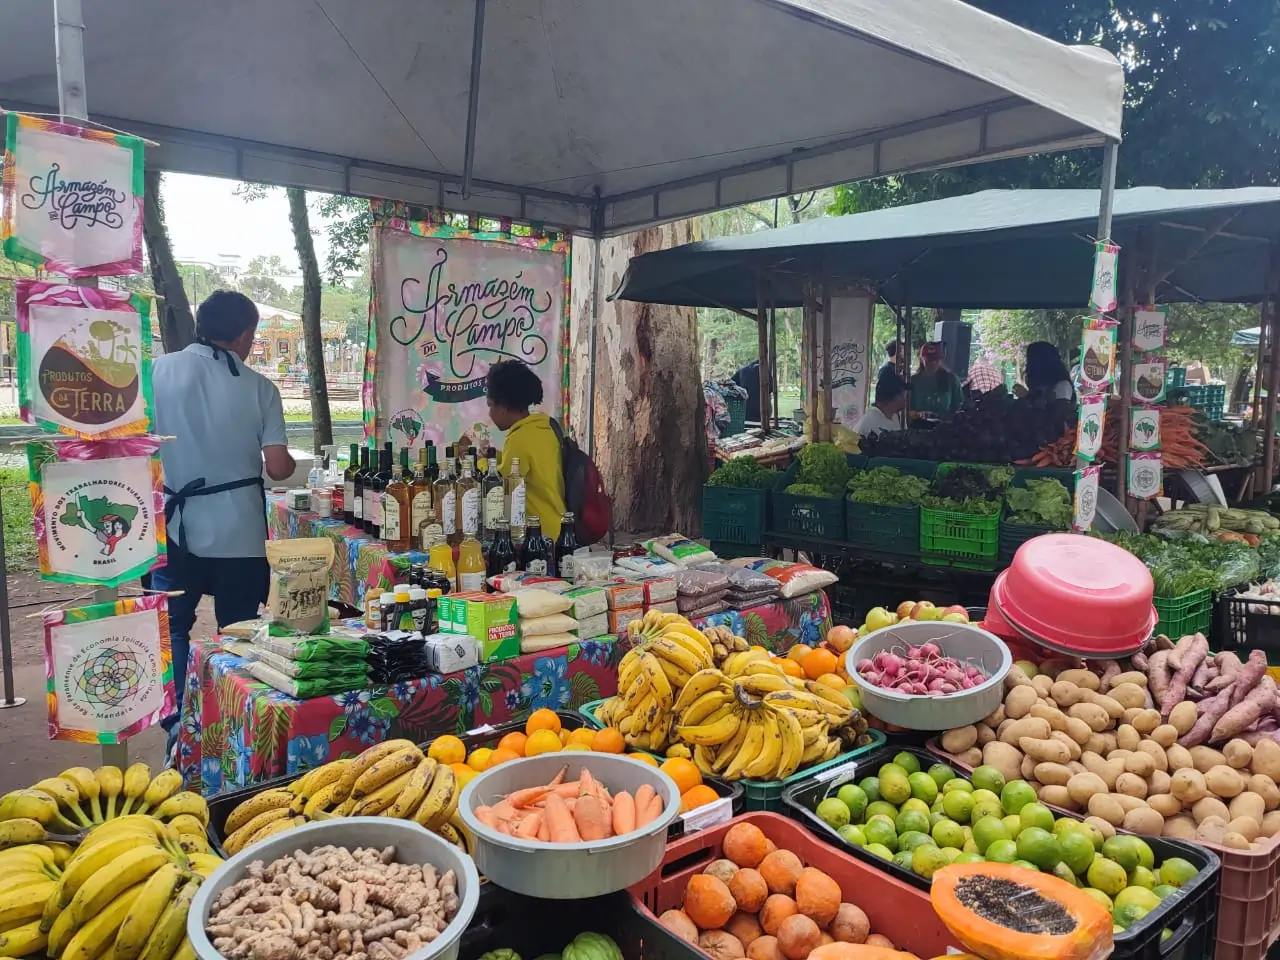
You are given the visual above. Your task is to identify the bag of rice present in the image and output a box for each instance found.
[677,589,728,613]
[683,598,729,619]
[646,534,717,568]
[577,612,610,639]
[562,585,608,620]
[614,554,680,576]
[489,573,571,594]
[520,632,577,654]
[521,613,580,637]
[514,588,574,618]
[265,538,336,634]
[736,558,838,598]
[675,568,729,597]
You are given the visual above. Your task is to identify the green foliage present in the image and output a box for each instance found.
[1006,479,1073,528]
[707,456,779,489]
[796,442,854,496]
[846,466,930,506]
[784,482,837,498]
[0,467,35,572]
[921,465,1012,516]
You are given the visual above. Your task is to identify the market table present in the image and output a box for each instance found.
[176,591,831,795]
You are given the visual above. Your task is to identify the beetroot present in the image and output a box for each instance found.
[854,634,990,698]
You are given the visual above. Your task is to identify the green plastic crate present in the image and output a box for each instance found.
[1154,589,1213,639]
[845,458,937,556]
[702,484,767,545]
[920,463,1003,568]
[769,462,845,540]
[999,468,1076,563]
[725,395,747,435]
[710,540,766,561]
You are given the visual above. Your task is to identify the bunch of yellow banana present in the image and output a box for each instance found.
[702,624,750,666]
[0,843,65,957]
[221,738,466,854]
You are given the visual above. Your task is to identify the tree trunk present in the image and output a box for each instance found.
[287,187,332,453]
[141,170,195,353]
[570,221,706,537]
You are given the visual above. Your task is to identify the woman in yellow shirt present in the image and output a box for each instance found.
[486,360,566,540]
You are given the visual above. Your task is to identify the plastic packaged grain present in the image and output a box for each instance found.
[647,600,678,615]
[614,554,681,576]
[488,572,571,594]
[603,581,644,609]
[697,562,779,595]
[513,588,574,618]
[646,534,718,568]
[677,589,728,613]
[576,612,610,639]
[675,568,730,597]
[521,612,580,637]
[520,632,577,654]
[561,585,608,620]
[736,558,838,597]
[683,599,729,619]
[610,605,645,633]
[629,575,677,604]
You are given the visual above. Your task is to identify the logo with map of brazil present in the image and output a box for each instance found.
[49,478,151,566]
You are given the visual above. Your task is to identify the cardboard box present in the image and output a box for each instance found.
[452,592,519,662]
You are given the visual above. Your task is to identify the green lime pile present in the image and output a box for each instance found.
[811,753,1200,934]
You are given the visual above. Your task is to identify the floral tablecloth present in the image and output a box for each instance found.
[267,494,422,607]
[176,591,831,796]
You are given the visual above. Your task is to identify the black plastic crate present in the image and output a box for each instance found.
[1217,586,1280,660]
[781,745,1221,960]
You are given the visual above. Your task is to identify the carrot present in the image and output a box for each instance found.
[635,783,655,816]
[573,794,613,840]
[536,816,550,842]
[516,810,544,839]
[612,790,636,835]
[579,767,598,799]
[544,792,581,843]
[549,764,569,786]
[552,782,582,798]
[493,799,517,821]
[475,805,499,829]
[506,785,555,807]
[637,793,664,827]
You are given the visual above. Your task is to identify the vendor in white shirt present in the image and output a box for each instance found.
[855,371,909,436]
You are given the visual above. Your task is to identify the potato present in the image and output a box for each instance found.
[1083,733,1109,756]
[1131,709,1161,735]
[1192,796,1231,824]
[1171,768,1207,804]
[997,718,1014,739]
[958,747,983,767]
[1030,702,1069,732]
[976,723,996,746]
[1169,701,1198,736]
[1068,702,1111,733]
[1058,669,1100,691]
[1069,760,1087,776]
[1138,741,1169,774]
[1049,681,1084,708]
[1004,686,1038,720]
[1097,732,1118,754]
[1163,814,1198,841]
[1049,731,1082,761]
[1000,717,1051,745]
[1253,739,1280,782]
[1229,816,1262,842]
[1088,793,1126,826]
[1222,831,1253,850]
[1150,724,1179,749]
[1081,752,1125,790]
[1021,737,1070,765]
[1085,815,1117,840]
[1005,669,1034,690]
[1224,739,1254,770]
[982,741,1023,784]
[1063,716,1093,746]
[1148,793,1182,818]
[1021,754,1038,780]
[1247,774,1280,811]
[1087,691,1125,720]
[1206,765,1246,799]
[1116,723,1141,752]
[1196,816,1230,845]
[1109,749,1133,761]
[1229,792,1266,825]
[1124,752,1155,779]
[1122,707,1145,726]
[1261,810,1280,837]
[941,726,978,753]
[1110,671,1148,689]
[984,704,1006,727]
[1034,762,1073,787]
[1033,675,1056,698]
[1039,785,1077,809]
[1115,795,1149,815]
[1123,807,1165,836]
[1191,746,1227,774]
[1116,773,1148,799]
[1067,772,1109,805]
[1166,744,1195,772]
[1149,770,1172,796]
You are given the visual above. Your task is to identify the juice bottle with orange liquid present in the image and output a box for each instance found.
[457,536,485,592]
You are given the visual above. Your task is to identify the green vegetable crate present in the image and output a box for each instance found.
[701,484,766,545]
[770,461,845,540]
[920,462,1002,570]
[725,394,747,435]
[1154,588,1213,639]
[998,467,1076,563]
[845,458,937,557]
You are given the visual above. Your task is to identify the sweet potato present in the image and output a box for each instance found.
[1213,677,1277,745]
[1207,651,1243,692]
[1229,651,1270,707]
[1181,688,1232,748]
[1147,649,1173,707]
[1162,633,1209,719]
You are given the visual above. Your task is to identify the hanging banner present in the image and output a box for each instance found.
[1128,452,1164,501]
[27,436,167,587]
[1132,359,1168,404]
[44,594,172,744]
[1133,308,1168,354]
[1130,407,1162,452]
[2,113,144,276]
[367,209,570,453]
[1074,393,1108,462]
[809,294,874,427]
[16,281,153,438]
[1089,241,1120,314]
[1078,323,1118,394]
[1073,466,1102,532]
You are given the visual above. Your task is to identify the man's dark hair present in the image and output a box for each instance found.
[885,342,898,359]
[875,371,908,405]
[196,291,259,343]
[487,360,544,410]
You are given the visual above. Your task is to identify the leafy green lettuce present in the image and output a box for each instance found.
[1005,478,1073,528]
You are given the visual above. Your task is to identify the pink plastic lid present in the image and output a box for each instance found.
[994,534,1157,656]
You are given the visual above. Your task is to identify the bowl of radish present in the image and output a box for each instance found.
[846,621,1011,729]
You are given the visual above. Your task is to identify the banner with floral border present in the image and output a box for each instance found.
[44,594,172,744]
[2,113,144,276]
[27,435,167,587]
[16,280,154,438]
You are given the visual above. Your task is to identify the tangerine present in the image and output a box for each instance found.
[498,731,529,755]
[787,645,813,664]
[526,708,562,736]
[525,729,563,756]
[628,752,660,767]
[662,757,704,795]
[427,734,466,765]
[680,784,720,813]
[778,658,804,679]
[451,762,479,788]
[591,727,626,754]
[802,648,838,680]
[488,747,522,766]
[568,728,597,746]
[466,747,494,772]
[563,743,592,752]
[815,673,846,690]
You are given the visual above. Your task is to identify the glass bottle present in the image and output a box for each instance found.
[521,516,549,575]
[382,463,411,552]
[343,443,359,525]
[427,536,457,592]
[555,512,579,583]
[435,447,458,545]
[482,450,505,537]
[457,455,480,544]
[354,445,370,530]
[410,454,437,547]
[487,519,517,578]
[361,440,380,533]
[506,456,527,542]
[367,445,391,539]
[426,442,439,483]
[457,536,486,592]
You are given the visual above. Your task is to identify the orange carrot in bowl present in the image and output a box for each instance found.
[544,792,581,842]
[574,794,612,840]
[636,792,664,827]
[635,783,655,815]
[612,790,636,835]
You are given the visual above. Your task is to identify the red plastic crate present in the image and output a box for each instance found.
[628,812,963,960]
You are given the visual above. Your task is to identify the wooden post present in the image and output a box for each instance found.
[1251,301,1267,428]
[821,281,833,442]
[756,275,770,427]
[1262,244,1280,492]
[805,291,819,441]
[768,304,778,428]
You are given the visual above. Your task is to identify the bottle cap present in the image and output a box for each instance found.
[427,589,443,599]
[409,587,427,600]
[394,590,411,602]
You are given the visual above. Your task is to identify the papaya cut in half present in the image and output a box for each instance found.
[930,862,1114,960]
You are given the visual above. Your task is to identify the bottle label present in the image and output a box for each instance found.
[363,490,378,525]
[344,481,355,512]
[369,490,383,528]
[461,488,480,537]
[484,487,506,528]
[459,572,484,591]
[411,491,434,532]
[526,558,547,576]
[510,483,526,527]
[383,495,401,540]
[411,606,429,632]
[422,522,444,547]
[441,491,457,536]
[353,489,363,519]
[559,555,576,582]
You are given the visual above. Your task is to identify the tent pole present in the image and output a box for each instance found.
[1095,140,1119,243]
[0,493,23,709]
[756,275,770,426]
[903,298,913,420]
[821,281,833,442]
[768,303,778,428]
[1251,301,1267,429]
[459,0,487,199]
[1262,243,1280,493]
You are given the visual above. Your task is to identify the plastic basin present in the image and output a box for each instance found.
[845,621,1011,729]
[458,753,681,899]
[188,818,480,960]
[997,534,1157,655]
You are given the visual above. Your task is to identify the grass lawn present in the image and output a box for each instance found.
[0,467,35,571]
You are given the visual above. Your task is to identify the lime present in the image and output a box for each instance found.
[933,820,966,849]
[864,818,898,852]
[1161,929,1172,943]
[1081,887,1113,911]
[902,798,931,817]
[879,761,910,780]
[1134,838,1155,871]
[894,849,917,871]
[1103,836,1143,873]
[1051,862,1080,887]
[1000,780,1038,814]
[867,801,899,823]
[836,784,868,820]
[970,788,999,806]
[879,768,912,805]
[943,790,976,824]
[1128,866,1156,889]
[1017,827,1062,870]
[837,824,867,847]
[1113,904,1150,930]
[893,751,922,774]
[1073,819,1106,851]
[931,811,951,830]
[898,830,935,852]
[1157,857,1197,888]
[972,798,1004,823]
[1012,859,1040,871]
[943,778,974,795]
[939,846,962,864]
[816,798,851,830]
[1087,856,1129,897]
[865,842,894,861]
[928,763,957,788]
[1018,802,1055,833]
[1053,817,1079,836]
[896,809,931,836]
[931,797,947,817]
[986,839,1018,863]
[859,776,882,804]
[1002,815,1023,840]
[1151,884,1177,900]
[911,843,949,879]
[972,816,1010,854]
[971,765,1007,795]
[962,838,979,854]
[954,851,985,864]
[1115,886,1162,913]
[1059,829,1096,876]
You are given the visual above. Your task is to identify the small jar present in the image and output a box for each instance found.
[365,588,384,630]
[313,488,333,518]
[288,488,311,511]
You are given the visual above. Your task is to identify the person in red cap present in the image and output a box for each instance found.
[911,341,965,417]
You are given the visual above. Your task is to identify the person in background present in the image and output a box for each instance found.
[965,354,1004,395]
[731,359,761,422]
[855,371,909,436]
[910,341,965,418]
[877,342,899,382]
[1022,340,1076,405]
[151,291,295,761]
[486,359,566,540]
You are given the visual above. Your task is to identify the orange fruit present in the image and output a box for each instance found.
[627,752,660,767]
[787,645,813,664]
[568,728,596,746]
[802,648,838,680]
[778,658,804,678]
[662,757,704,794]
[488,747,522,766]
[427,734,466,765]
[558,729,570,744]
[563,743,591,752]
[451,762,479,788]
[466,747,494,772]
[498,731,529,755]
[815,673,846,690]
[680,784,720,813]
[591,727,626,754]
[526,708,562,736]
[525,729,563,756]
